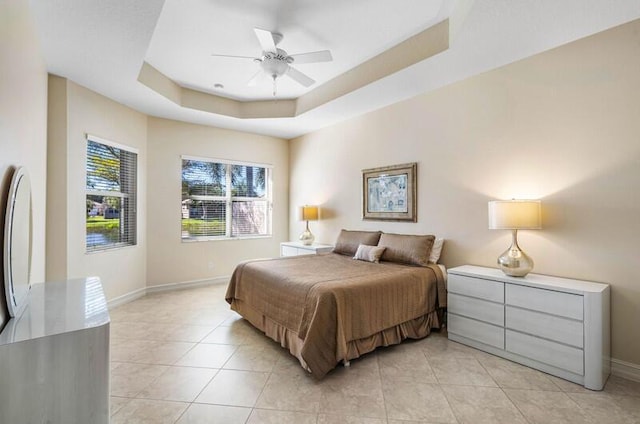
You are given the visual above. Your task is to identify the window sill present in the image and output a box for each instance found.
[85,243,137,255]
[181,235,273,243]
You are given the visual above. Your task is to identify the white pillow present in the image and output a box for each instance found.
[428,238,444,263]
[353,244,386,263]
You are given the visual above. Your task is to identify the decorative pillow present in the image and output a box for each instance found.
[378,233,435,267]
[333,230,383,256]
[429,238,445,264]
[353,244,386,263]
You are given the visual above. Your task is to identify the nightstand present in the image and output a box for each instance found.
[280,241,333,257]
[447,265,610,390]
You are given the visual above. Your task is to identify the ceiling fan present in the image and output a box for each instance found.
[211,28,333,96]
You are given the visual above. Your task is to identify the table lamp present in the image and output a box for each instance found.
[299,205,319,245]
[488,199,541,277]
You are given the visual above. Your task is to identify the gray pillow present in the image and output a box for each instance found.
[333,230,382,256]
[353,244,386,263]
[378,233,435,266]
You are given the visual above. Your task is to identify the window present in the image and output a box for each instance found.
[181,156,272,240]
[86,135,137,252]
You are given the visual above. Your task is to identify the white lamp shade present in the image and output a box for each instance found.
[300,205,319,221]
[488,200,541,230]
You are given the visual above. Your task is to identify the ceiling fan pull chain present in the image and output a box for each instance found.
[272,75,277,97]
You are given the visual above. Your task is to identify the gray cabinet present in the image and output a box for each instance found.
[0,278,110,423]
[447,265,610,390]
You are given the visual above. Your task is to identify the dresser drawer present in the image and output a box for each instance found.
[448,313,504,349]
[448,274,504,303]
[449,293,504,326]
[506,330,584,375]
[281,246,299,256]
[506,306,583,348]
[447,265,609,390]
[506,284,583,320]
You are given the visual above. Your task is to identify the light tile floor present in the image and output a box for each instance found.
[109,284,640,424]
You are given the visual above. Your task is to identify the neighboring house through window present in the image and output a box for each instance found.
[86,135,138,252]
[181,156,272,240]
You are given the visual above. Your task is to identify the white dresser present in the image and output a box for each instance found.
[280,241,334,257]
[447,265,610,390]
[0,277,110,423]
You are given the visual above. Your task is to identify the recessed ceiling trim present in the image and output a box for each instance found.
[138,61,182,104]
[296,19,449,115]
[137,19,449,120]
[138,63,297,119]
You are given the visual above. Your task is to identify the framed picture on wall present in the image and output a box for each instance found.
[362,162,417,222]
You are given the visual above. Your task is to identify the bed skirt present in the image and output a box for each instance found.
[230,299,442,375]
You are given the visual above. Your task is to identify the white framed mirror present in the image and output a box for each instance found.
[3,166,32,317]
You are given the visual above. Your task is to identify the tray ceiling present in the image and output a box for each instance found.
[30,0,640,138]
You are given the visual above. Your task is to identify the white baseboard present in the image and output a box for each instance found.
[107,276,229,309]
[611,358,640,382]
[146,276,229,294]
[107,287,147,309]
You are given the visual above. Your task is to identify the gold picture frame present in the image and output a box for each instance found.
[362,162,417,222]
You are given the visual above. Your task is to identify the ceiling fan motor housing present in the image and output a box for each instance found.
[261,48,291,78]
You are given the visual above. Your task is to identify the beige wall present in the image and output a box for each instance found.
[289,20,640,365]
[0,0,47,328]
[46,87,288,295]
[146,118,289,287]
[46,77,148,301]
[46,76,68,280]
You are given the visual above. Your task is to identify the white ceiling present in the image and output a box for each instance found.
[30,0,640,139]
[147,0,449,100]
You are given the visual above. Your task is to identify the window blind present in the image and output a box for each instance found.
[182,158,271,240]
[86,137,137,252]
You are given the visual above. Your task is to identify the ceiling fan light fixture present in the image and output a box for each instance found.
[260,55,289,79]
[211,28,332,97]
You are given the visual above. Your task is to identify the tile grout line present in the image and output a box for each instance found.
[372,354,391,424]
[474,355,533,424]
[500,388,535,424]
[247,365,277,424]
[425,349,458,423]
[171,366,221,424]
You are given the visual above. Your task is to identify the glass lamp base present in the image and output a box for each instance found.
[497,230,534,277]
[299,229,314,246]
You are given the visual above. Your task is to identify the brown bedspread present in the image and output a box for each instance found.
[225,253,446,378]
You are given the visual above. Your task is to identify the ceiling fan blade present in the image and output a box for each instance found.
[247,70,264,87]
[286,66,315,87]
[289,50,333,64]
[211,54,256,60]
[254,28,277,53]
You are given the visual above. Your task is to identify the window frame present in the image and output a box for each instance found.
[85,134,138,253]
[181,155,273,242]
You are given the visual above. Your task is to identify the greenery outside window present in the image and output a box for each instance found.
[181,156,272,240]
[86,135,138,252]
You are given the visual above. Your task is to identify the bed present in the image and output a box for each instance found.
[225,230,447,378]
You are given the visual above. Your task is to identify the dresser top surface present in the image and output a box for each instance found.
[281,241,334,249]
[0,277,110,345]
[449,265,609,294]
